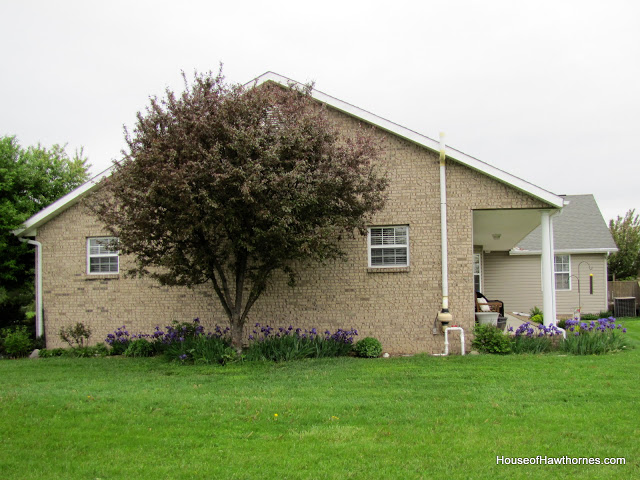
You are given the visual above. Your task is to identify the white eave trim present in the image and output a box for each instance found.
[14,71,565,238]
[510,247,619,256]
[13,165,114,237]
[249,72,564,209]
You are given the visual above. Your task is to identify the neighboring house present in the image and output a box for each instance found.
[480,194,617,317]
[15,72,568,354]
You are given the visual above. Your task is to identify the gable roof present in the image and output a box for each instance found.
[253,72,563,209]
[510,194,618,255]
[14,71,564,237]
[13,166,112,237]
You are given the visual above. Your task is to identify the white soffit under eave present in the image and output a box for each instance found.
[251,72,564,209]
[14,166,114,237]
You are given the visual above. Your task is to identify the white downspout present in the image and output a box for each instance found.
[19,238,43,338]
[437,132,452,331]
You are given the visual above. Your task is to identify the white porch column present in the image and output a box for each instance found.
[540,210,557,326]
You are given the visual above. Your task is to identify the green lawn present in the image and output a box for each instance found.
[1,319,639,480]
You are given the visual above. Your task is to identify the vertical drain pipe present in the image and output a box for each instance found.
[19,238,43,338]
[437,132,452,331]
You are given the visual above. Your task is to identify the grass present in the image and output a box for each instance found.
[1,319,639,479]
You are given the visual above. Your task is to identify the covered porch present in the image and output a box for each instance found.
[472,208,560,325]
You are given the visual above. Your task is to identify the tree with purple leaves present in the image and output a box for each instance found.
[93,69,388,349]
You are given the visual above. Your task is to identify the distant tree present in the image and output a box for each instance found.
[93,70,388,349]
[1,136,90,327]
[608,209,640,280]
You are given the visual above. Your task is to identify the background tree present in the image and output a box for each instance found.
[1,136,90,329]
[93,70,388,349]
[608,209,640,280]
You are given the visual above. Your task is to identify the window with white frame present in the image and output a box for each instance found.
[554,254,570,290]
[87,237,119,274]
[368,226,409,267]
[473,254,482,292]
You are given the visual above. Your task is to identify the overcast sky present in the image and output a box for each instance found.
[2,0,638,223]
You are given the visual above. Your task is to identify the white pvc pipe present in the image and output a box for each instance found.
[19,238,43,338]
[433,327,465,356]
[439,132,449,310]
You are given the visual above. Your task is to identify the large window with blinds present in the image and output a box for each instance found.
[368,226,409,267]
[87,237,119,274]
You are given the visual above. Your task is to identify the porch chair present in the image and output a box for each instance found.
[475,292,507,330]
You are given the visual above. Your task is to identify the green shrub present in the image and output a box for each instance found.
[529,306,543,319]
[354,337,382,358]
[530,314,543,324]
[109,340,129,355]
[124,339,156,357]
[72,344,109,357]
[2,326,33,357]
[599,310,613,318]
[59,322,92,348]
[38,345,109,358]
[38,348,67,358]
[472,324,511,354]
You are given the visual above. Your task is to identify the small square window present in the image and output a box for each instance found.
[87,237,119,274]
[368,226,409,267]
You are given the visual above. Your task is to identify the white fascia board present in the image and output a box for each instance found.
[13,165,114,237]
[249,72,564,209]
[509,247,619,256]
[15,71,565,238]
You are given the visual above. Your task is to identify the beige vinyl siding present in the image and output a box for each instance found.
[483,252,542,314]
[483,252,609,316]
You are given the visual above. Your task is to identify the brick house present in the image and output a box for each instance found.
[15,72,565,354]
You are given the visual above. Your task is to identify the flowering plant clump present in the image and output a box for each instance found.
[245,323,357,361]
[510,321,564,354]
[105,319,234,363]
[105,325,132,355]
[505,317,628,355]
[562,317,628,355]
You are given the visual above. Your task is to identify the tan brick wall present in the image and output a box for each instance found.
[36,108,550,353]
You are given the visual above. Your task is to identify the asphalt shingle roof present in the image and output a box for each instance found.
[515,194,618,252]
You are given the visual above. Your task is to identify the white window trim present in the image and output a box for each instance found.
[554,254,571,291]
[87,237,120,275]
[367,225,409,268]
[473,253,482,292]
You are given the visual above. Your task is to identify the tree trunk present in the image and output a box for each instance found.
[230,315,244,353]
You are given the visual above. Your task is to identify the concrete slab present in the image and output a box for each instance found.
[504,313,530,333]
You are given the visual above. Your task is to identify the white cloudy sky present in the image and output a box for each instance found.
[2,0,638,223]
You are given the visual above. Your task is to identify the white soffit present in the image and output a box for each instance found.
[473,209,544,252]
[250,72,564,209]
